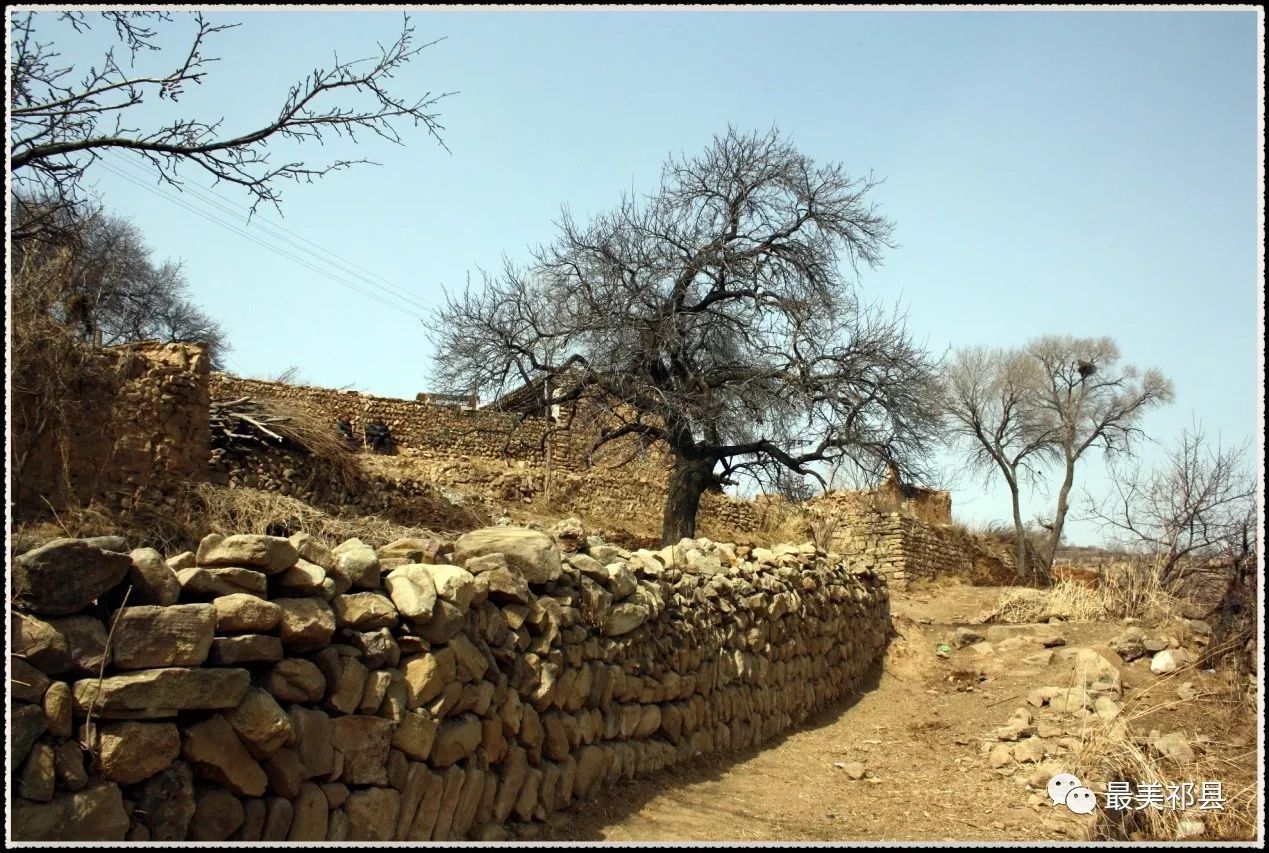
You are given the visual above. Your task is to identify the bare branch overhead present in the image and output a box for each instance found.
[9,10,453,220]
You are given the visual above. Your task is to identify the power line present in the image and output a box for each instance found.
[104,151,437,315]
[96,160,430,320]
[98,157,429,318]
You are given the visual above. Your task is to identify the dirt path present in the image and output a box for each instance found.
[537,586,1104,842]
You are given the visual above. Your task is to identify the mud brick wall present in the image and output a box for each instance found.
[14,341,211,515]
[208,374,667,476]
[10,529,889,841]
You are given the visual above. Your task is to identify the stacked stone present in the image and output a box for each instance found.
[209,374,555,466]
[11,525,888,842]
[829,512,910,588]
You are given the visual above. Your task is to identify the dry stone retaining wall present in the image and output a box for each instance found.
[825,511,1017,588]
[10,528,889,841]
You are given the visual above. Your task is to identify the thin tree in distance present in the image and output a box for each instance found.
[944,335,1174,580]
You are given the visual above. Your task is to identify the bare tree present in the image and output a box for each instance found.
[1204,497,1257,670]
[944,345,1058,580]
[1028,335,1174,570]
[12,203,230,367]
[429,127,944,544]
[1085,424,1255,584]
[9,10,451,231]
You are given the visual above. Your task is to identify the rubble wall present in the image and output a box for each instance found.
[825,511,1017,588]
[10,529,889,841]
[14,341,211,515]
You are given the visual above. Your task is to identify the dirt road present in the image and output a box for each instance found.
[536,586,1119,842]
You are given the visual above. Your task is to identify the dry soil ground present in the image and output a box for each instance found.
[533,584,1258,843]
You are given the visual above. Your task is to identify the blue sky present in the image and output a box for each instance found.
[15,8,1262,545]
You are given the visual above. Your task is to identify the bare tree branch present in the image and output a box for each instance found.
[9,11,453,220]
[428,127,944,544]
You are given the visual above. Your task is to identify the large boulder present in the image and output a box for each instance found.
[127,548,182,606]
[73,667,251,719]
[47,615,110,674]
[333,538,380,590]
[378,537,444,564]
[12,703,48,765]
[549,517,586,553]
[264,659,326,703]
[13,612,71,673]
[421,565,478,610]
[1150,648,1190,675]
[135,762,196,840]
[225,688,295,754]
[96,721,182,785]
[431,713,482,767]
[110,604,216,670]
[273,598,336,651]
[331,716,394,785]
[188,787,245,841]
[403,648,456,708]
[392,710,439,761]
[11,782,129,841]
[332,592,398,631]
[602,602,649,637]
[12,658,50,703]
[1071,647,1122,697]
[289,707,334,779]
[177,567,268,599]
[211,635,284,665]
[289,532,337,570]
[346,786,400,842]
[196,534,298,573]
[453,528,562,584]
[183,714,269,796]
[13,539,132,615]
[384,565,438,620]
[213,594,282,633]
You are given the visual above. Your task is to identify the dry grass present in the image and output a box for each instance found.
[752,496,807,545]
[987,560,1185,625]
[1070,675,1258,841]
[13,482,466,557]
[10,247,123,513]
[1097,559,1184,621]
[988,580,1107,623]
[250,396,365,494]
[212,394,366,494]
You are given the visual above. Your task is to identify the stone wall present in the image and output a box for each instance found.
[821,506,1017,589]
[14,341,211,516]
[208,374,669,476]
[10,528,889,841]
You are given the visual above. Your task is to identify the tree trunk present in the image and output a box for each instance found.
[661,456,712,546]
[1007,481,1031,583]
[1045,457,1077,572]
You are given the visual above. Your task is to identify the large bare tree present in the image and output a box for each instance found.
[429,127,944,544]
[1028,335,1174,570]
[944,346,1057,580]
[9,10,451,234]
[945,336,1173,579]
